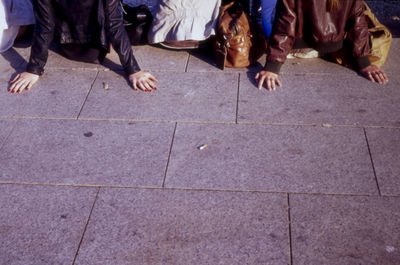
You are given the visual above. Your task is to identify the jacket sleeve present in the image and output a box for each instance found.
[346,0,370,70]
[263,0,297,74]
[104,0,141,75]
[26,0,56,76]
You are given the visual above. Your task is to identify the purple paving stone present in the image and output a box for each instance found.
[0,184,97,265]
[165,123,378,195]
[381,38,400,73]
[290,194,400,265]
[0,69,97,118]
[238,73,400,127]
[75,188,289,265]
[79,70,238,122]
[366,128,400,195]
[0,119,174,186]
[0,119,16,147]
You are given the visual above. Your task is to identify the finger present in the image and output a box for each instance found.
[149,75,158,82]
[141,80,152,92]
[10,74,20,84]
[14,82,25,94]
[9,82,16,92]
[26,81,34,91]
[367,72,375,83]
[276,78,282,87]
[382,71,389,83]
[137,80,148,91]
[267,78,273,91]
[11,80,24,93]
[382,73,389,84]
[150,81,158,90]
[132,79,139,91]
[270,78,276,90]
[376,72,385,84]
[17,81,29,93]
[378,72,387,84]
[146,80,156,90]
[148,80,158,90]
[372,72,383,84]
[258,75,266,90]
[255,73,260,80]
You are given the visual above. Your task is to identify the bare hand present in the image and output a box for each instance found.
[255,70,282,91]
[129,71,158,92]
[9,72,40,94]
[359,65,388,84]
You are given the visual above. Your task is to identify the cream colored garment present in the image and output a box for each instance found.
[148,0,221,43]
[0,0,35,52]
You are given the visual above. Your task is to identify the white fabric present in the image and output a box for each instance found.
[0,25,19,53]
[0,0,34,53]
[148,0,221,43]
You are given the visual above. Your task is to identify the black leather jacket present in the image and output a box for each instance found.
[27,0,140,76]
[265,0,371,74]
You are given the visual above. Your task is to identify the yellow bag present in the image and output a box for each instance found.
[364,3,392,67]
[334,3,392,67]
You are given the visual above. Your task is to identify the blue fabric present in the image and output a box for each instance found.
[261,0,277,38]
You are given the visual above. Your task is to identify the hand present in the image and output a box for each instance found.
[9,72,40,94]
[129,71,158,92]
[255,70,282,91]
[359,65,388,84]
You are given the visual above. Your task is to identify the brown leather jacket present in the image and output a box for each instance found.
[264,0,371,74]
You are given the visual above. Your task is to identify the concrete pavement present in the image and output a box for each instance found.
[1,11,400,265]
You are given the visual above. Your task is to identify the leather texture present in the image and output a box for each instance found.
[265,0,371,73]
[122,4,153,45]
[215,1,253,69]
[27,0,140,76]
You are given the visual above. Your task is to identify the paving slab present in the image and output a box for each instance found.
[381,38,400,73]
[238,72,400,127]
[79,70,238,122]
[165,123,377,194]
[0,184,97,265]
[0,119,174,186]
[290,194,400,265]
[104,44,189,72]
[0,47,28,70]
[75,188,289,265]
[0,58,25,92]
[366,128,400,196]
[0,119,16,149]
[0,69,97,119]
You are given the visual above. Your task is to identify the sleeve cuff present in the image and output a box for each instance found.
[124,64,141,76]
[355,56,370,70]
[26,64,44,76]
[263,61,283,74]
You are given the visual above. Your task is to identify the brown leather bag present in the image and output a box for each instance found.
[215,1,264,70]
